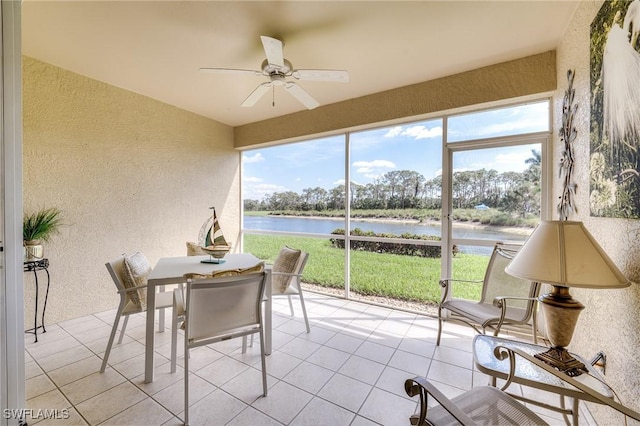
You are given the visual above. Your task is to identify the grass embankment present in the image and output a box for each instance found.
[245,234,489,305]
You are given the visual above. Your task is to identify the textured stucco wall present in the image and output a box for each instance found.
[22,57,238,325]
[235,51,556,148]
[554,1,640,420]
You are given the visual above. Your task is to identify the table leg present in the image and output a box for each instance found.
[32,269,39,342]
[144,281,156,383]
[41,267,51,334]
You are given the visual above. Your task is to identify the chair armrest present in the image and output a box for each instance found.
[492,296,539,309]
[495,345,640,422]
[404,376,476,425]
[438,278,483,306]
[270,272,303,278]
[439,278,483,289]
[490,296,540,334]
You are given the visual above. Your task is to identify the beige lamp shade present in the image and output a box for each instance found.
[505,221,630,289]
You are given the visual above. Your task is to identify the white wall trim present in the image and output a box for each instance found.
[1,1,24,425]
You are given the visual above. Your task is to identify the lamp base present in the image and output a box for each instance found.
[535,346,587,377]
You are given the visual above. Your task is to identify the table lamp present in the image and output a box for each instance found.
[505,220,630,376]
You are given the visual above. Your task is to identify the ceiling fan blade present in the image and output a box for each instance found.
[199,67,262,77]
[292,69,349,83]
[242,82,272,107]
[285,82,320,110]
[260,35,285,68]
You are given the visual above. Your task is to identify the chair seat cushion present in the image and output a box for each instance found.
[122,252,152,311]
[444,299,529,325]
[272,246,301,293]
[186,241,208,256]
[184,262,265,280]
[427,386,548,425]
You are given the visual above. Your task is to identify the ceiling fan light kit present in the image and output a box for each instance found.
[200,35,348,109]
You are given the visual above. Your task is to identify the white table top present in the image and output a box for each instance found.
[147,253,264,285]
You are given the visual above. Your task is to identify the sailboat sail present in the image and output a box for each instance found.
[207,207,229,247]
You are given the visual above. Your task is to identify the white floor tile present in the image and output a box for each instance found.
[358,387,417,425]
[290,396,355,426]
[98,397,174,425]
[74,382,147,425]
[282,361,334,394]
[22,293,601,426]
[225,406,283,426]
[338,355,385,385]
[182,387,247,426]
[306,346,350,371]
[316,373,373,413]
[251,380,313,424]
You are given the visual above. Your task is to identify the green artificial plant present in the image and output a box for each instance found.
[23,207,63,243]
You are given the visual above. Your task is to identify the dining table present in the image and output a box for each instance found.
[144,253,271,383]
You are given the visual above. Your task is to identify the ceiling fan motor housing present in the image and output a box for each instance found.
[261,59,293,77]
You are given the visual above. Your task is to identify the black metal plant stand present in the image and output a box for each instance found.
[24,258,50,343]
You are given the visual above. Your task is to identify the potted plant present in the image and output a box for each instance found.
[23,207,63,261]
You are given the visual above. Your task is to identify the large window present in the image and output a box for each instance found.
[242,99,550,309]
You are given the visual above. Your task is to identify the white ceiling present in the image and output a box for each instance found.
[22,1,579,128]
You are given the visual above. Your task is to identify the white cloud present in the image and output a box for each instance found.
[243,152,265,163]
[489,152,530,172]
[352,160,396,179]
[334,179,345,186]
[384,126,403,137]
[243,182,289,200]
[402,125,443,139]
[384,124,443,140]
[353,160,395,172]
[243,176,263,183]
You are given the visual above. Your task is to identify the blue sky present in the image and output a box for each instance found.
[242,101,548,201]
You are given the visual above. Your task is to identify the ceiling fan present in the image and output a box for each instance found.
[200,35,349,110]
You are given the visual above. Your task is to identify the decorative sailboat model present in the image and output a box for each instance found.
[199,207,232,264]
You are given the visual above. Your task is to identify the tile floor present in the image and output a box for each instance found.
[24,292,596,425]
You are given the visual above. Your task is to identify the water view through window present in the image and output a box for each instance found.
[242,100,549,308]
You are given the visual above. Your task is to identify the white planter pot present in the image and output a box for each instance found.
[24,241,44,261]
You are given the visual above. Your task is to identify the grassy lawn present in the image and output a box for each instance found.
[244,234,488,304]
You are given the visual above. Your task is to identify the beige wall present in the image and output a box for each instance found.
[22,56,238,325]
[554,1,640,420]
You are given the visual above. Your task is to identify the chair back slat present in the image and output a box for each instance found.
[105,257,127,293]
[185,272,266,344]
[481,243,538,311]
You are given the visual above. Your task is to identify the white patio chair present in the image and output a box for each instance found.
[437,242,542,345]
[100,252,182,373]
[174,271,268,425]
[271,246,311,333]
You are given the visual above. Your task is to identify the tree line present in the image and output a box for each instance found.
[245,150,541,218]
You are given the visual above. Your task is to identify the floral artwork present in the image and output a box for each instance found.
[590,0,640,218]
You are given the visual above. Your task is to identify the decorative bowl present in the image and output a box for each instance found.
[200,244,231,259]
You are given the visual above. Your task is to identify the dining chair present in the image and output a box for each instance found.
[174,271,268,425]
[271,246,311,333]
[100,252,183,373]
[170,261,265,370]
[436,242,542,345]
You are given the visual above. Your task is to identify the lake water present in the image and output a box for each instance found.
[243,215,529,254]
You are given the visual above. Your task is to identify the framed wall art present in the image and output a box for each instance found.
[590,0,640,218]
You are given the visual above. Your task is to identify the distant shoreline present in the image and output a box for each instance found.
[272,214,532,236]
